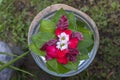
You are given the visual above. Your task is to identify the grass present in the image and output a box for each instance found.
[0,0,120,80]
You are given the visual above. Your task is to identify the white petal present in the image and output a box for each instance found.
[61,44,68,50]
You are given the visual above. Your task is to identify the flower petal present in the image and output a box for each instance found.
[55,28,63,36]
[56,49,68,58]
[68,55,77,62]
[46,46,57,58]
[40,39,57,51]
[64,29,72,37]
[57,15,69,30]
[72,32,84,41]
[67,48,79,62]
[40,43,48,51]
[57,57,68,64]
[68,48,79,55]
[69,38,79,48]
[47,39,57,46]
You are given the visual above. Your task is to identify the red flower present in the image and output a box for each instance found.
[45,46,69,64]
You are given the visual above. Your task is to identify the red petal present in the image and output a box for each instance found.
[64,29,72,37]
[56,49,68,58]
[55,28,63,36]
[46,46,57,58]
[57,57,68,64]
[69,38,79,48]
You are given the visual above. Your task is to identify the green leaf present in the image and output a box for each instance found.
[57,63,70,73]
[67,12,77,30]
[77,27,92,34]
[52,8,66,23]
[87,43,94,52]
[76,20,86,28]
[0,0,3,5]
[0,25,4,32]
[46,59,70,74]
[78,33,93,49]
[29,43,45,56]
[46,59,58,72]
[64,62,78,70]
[40,20,55,33]
[79,48,89,60]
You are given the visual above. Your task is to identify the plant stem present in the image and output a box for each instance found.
[0,51,29,71]
[0,61,33,76]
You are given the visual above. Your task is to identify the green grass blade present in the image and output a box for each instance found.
[0,0,3,5]
[0,51,29,71]
[0,61,33,76]
[0,52,18,57]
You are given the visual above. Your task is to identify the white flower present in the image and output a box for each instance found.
[56,32,69,50]
[58,32,69,43]
[56,41,68,50]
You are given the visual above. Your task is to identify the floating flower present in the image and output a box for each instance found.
[40,15,84,64]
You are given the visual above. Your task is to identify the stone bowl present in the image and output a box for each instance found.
[28,4,99,77]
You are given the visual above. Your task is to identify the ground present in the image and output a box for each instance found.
[0,0,120,80]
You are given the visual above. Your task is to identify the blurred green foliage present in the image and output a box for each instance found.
[0,0,120,80]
